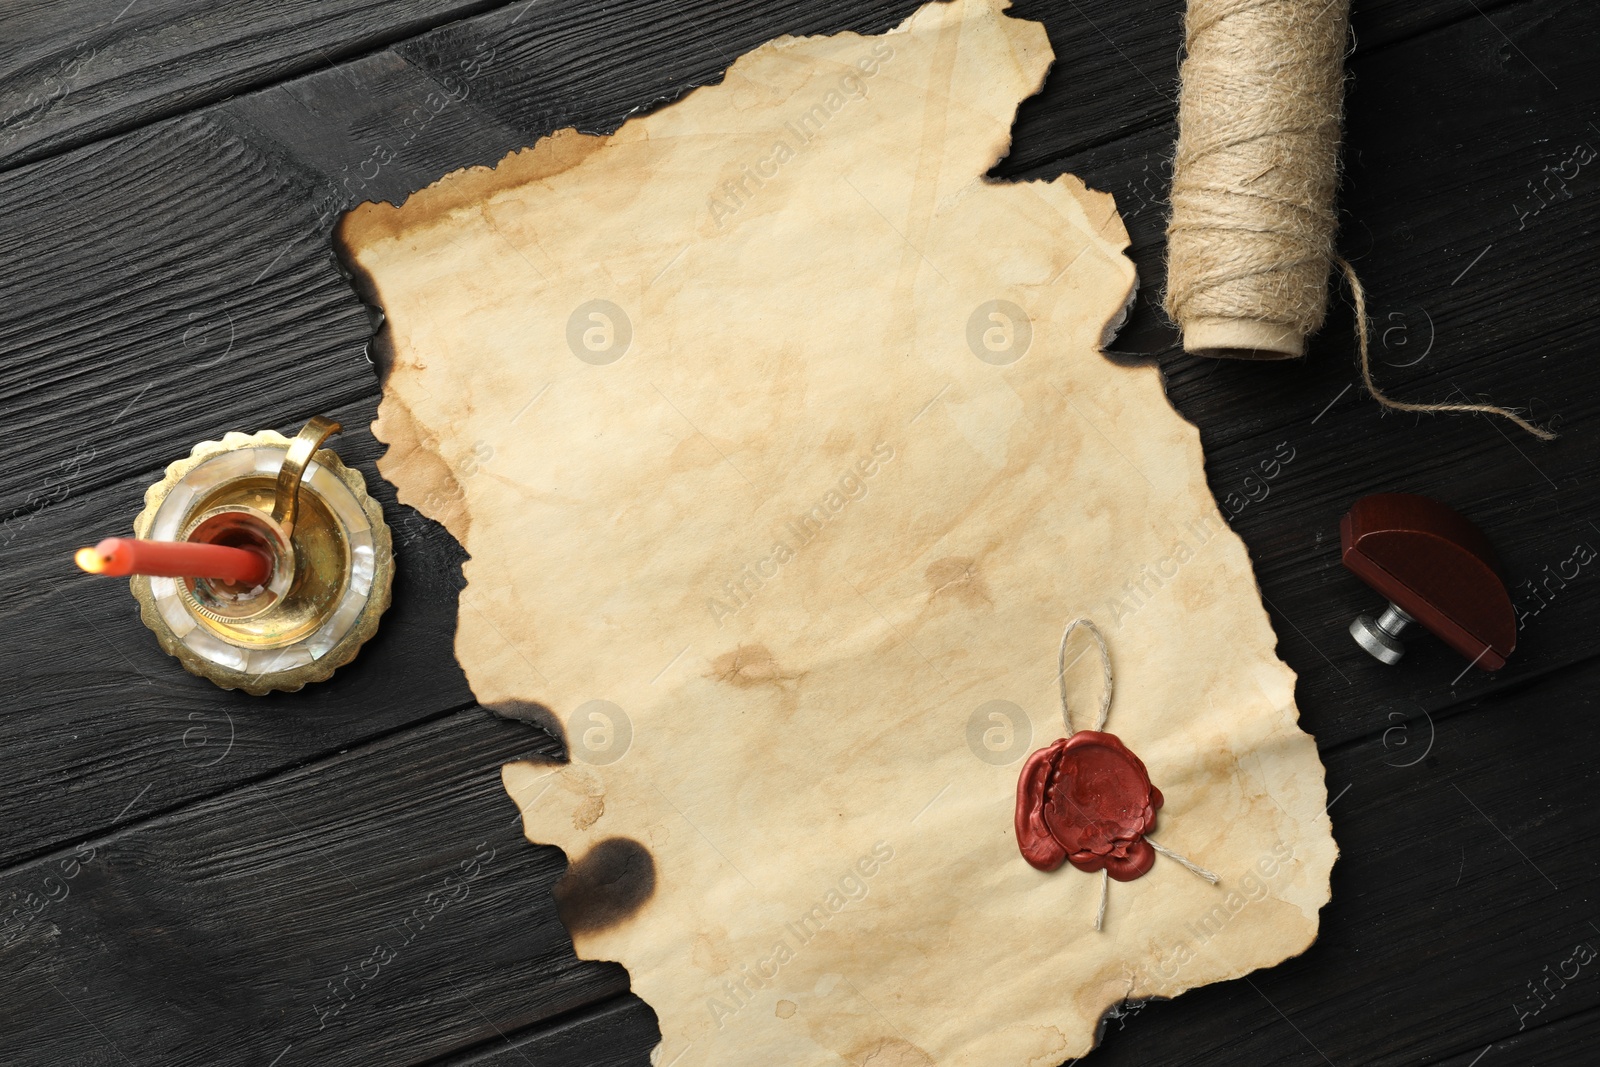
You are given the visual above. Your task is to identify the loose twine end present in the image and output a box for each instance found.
[1338,256,1557,442]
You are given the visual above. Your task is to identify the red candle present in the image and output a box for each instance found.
[74,537,271,586]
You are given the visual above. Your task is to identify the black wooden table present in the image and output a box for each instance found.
[2,2,1596,1064]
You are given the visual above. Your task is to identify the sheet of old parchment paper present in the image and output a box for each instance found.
[338,0,1337,1062]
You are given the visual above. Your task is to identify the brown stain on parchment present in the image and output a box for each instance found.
[553,837,656,935]
[710,644,802,688]
[693,933,731,972]
[1064,966,1140,1058]
[823,428,856,458]
[665,429,730,478]
[573,795,605,830]
[558,765,606,799]
[924,555,992,608]
[845,1037,936,1066]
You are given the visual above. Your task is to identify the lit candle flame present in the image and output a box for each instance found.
[74,546,108,574]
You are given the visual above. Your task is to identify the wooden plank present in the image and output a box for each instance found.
[0,38,540,544]
[215,48,530,220]
[0,0,515,170]
[1436,1006,1600,1066]
[445,996,659,1066]
[0,111,377,525]
[0,0,1523,178]
[0,709,630,1067]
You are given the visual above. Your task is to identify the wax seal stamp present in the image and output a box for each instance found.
[1015,731,1163,880]
[77,417,393,694]
[1340,493,1515,670]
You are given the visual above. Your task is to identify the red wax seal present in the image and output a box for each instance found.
[1015,731,1163,882]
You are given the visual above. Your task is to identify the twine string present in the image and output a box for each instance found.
[1058,618,1112,735]
[1339,256,1556,441]
[1057,618,1220,931]
[1149,839,1220,884]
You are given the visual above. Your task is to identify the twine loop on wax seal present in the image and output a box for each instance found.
[1165,0,1348,360]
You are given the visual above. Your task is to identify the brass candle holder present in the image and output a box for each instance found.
[130,417,394,694]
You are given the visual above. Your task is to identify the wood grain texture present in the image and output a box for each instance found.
[445,996,660,1066]
[1435,1006,1600,1066]
[0,111,375,523]
[0,0,1596,1063]
[0,710,630,1066]
[0,0,516,170]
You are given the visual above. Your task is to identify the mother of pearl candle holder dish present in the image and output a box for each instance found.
[129,417,393,694]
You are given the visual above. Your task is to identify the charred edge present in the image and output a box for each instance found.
[486,699,564,748]
[330,223,398,384]
[554,837,656,935]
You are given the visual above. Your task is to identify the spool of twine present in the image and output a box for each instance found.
[1165,0,1347,359]
[1164,0,1554,438]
